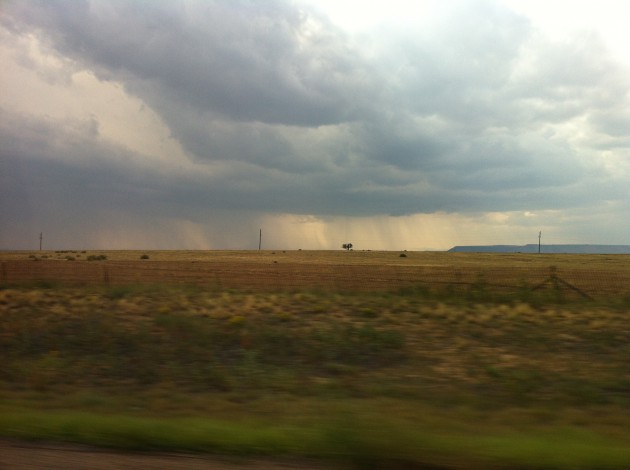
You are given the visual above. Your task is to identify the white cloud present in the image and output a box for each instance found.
[503,0,630,66]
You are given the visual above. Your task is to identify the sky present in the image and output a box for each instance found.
[1,0,629,251]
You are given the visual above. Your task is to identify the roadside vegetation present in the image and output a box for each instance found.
[1,253,629,468]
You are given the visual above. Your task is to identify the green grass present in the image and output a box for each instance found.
[1,284,629,468]
[0,410,316,455]
[1,409,629,469]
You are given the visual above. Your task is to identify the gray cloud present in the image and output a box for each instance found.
[2,0,629,248]
[10,0,378,126]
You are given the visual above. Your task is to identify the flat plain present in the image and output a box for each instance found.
[1,250,629,469]
[2,249,629,296]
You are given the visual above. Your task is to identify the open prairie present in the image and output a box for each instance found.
[1,250,630,469]
[2,250,629,298]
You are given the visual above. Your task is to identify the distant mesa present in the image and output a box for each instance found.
[448,244,630,254]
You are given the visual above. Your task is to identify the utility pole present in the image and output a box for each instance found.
[259,229,262,250]
[538,231,541,254]
[39,232,43,251]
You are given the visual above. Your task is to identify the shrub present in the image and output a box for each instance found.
[105,286,134,300]
[140,254,150,260]
[87,255,107,261]
[228,315,246,327]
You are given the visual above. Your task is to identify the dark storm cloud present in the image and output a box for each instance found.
[0,112,165,218]
[2,0,629,228]
[0,110,348,220]
[9,0,377,127]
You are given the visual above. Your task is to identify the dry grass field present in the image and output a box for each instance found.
[2,250,629,298]
[1,250,629,468]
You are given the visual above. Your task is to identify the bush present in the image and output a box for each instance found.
[140,254,150,260]
[87,255,107,261]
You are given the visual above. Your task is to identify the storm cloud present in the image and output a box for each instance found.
[1,0,629,249]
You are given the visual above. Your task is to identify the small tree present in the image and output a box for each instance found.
[342,243,353,251]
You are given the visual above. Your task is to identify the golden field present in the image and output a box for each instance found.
[2,250,629,297]
[1,250,629,468]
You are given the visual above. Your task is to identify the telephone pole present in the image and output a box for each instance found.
[39,232,43,251]
[259,229,262,250]
[538,231,541,254]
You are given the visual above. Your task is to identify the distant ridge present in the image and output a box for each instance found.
[448,244,630,254]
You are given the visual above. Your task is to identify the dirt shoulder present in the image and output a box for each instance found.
[0,439,332,470]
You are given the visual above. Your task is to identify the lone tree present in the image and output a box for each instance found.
[342,243,353,251]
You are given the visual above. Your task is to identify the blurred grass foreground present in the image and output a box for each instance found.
[1,252,630,468]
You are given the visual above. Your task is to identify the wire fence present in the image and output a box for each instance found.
[2,260,628,300]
